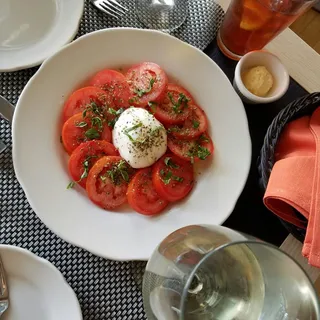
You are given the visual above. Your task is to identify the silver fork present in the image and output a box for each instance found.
[91,0,128,18]
[0,254,9,318]
[0,95,14,154]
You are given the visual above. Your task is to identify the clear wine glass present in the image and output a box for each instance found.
[143,225,320,320]
[135,0,188,32]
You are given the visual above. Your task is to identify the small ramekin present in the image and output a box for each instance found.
[233,51,290,104]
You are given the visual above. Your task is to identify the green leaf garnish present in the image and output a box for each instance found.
[67,181,75,189]
[85,128,100,140]
[199,134,210,143]
[75,121,88,128]
[107,107,124,128]
[148,101,157,113]
[173,176,184,182]
[168,92,190,114]
[160,169,172,185]
[104,160,131,185]
[80,155,98,180]
[192,120,200,129]
[91,117,103,131]
[164,157,179,169]
[197,145,211,160]
[82,101,104,118]
[134,78,155,97]
[123,122,143,142]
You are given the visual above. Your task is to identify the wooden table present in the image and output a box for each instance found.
[218,0,320,282]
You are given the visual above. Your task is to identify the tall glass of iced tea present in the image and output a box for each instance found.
[217,0,316,60]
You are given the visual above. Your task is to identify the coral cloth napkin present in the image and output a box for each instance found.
[264,107,320,267]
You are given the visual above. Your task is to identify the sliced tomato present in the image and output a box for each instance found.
[61,112,112,154]
[89,69,131,109]
[152,154,194,202]
[127,168,169,215]
[126,62,168,107]
[62,87,110,123]
[68,140,118,188]
[154,84,193,125]
[86,156,133,210]
[167,132,214,163]
[167,104,208,140]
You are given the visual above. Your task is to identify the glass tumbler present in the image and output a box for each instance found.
[143,225,320,320]
[217,0,317,60]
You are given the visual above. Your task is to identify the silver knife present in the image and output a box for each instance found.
[0,254,9,317]
[0,95,14,123]
[0,95,14,154]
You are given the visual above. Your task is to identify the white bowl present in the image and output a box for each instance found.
[0,245,82,320]
[0,0,84,71]
[233,51,290,104]
[12,28,251,261]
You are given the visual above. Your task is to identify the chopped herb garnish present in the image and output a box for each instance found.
[104,160,130,185]
[167,126,180,133]
[164,157,179,169]
[168,92,190,114]
[199,134,210,142]
[67,181,75,189]
[134,78,155,97]
[85,128,100,140]
[108,107,124,128]
[91,117,103,131]
[160,169,173,185]
[123,122,143,142]
[83,101,104,118]
[148,101,158,113]
[192,120,200,129]
[187,143,211,161]
[173,176,184,182]
[80,155,97,180]
[76,121,87,128]
[197,145,211,160]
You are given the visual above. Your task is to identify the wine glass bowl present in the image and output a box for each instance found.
[135,0,188,32]
[143,225,320,320]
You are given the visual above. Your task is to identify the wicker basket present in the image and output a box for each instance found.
[258,92,320,243]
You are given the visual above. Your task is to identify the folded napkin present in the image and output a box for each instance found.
[264,107,320,267]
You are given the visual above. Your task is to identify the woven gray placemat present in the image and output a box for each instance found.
[0,1,224,319]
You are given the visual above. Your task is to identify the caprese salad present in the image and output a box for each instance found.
[60,62,214,216]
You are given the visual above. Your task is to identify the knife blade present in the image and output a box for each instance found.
[0,95,14,123]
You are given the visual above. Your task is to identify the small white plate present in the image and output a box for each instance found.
[0,0,84,71]
[0,245,82,320]
[13,28,251,261]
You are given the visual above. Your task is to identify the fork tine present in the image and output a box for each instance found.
[100,2,122,17]
[94,2,119,18]
[108,0,128,11]
[103,0,127,14]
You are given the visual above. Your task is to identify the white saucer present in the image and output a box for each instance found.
[0,0,84,71]
[0,245,82,320]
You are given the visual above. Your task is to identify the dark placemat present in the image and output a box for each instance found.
[204,41,309,246]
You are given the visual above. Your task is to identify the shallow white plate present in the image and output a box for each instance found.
[12,28,251,261]
[0,0,84,71]
[0,245,82,320]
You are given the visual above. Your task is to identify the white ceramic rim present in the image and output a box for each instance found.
[0,244,83,319]
[0,0,84,72]
[12,28,252,261]
[234,50,290,104]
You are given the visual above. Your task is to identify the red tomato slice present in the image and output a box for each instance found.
[167,104,208,140]
[167,132,214,163]
[62,87,110,123]
[152,154,194,202]
[86,156,132,210]
[68,140,118,188]
[127,168,169,215]
[126,62,168,107]
[154,84,193,125]
[89,69,131,109]
[61,112,112,154]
